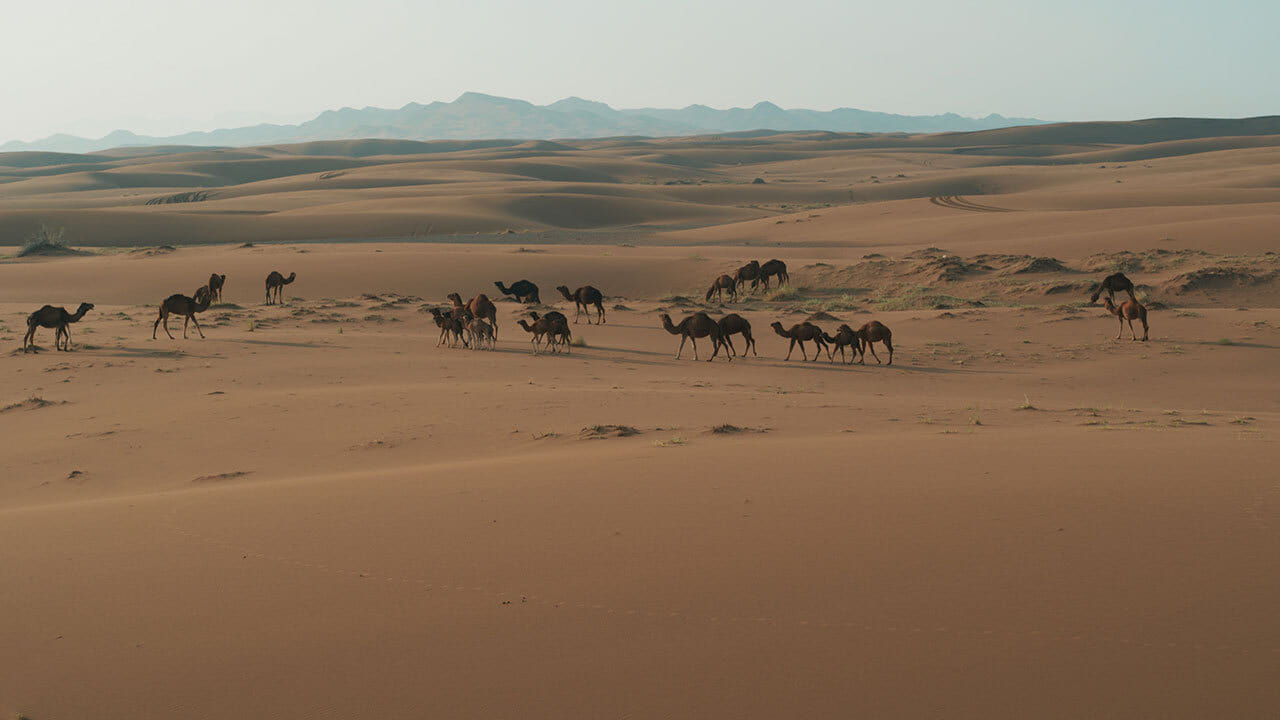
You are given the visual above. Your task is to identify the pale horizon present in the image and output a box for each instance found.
[5,0,1278,144]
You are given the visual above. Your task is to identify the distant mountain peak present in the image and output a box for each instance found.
[1,93,1052,153]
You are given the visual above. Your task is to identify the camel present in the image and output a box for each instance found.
[556,285,605,324]
[853,321,894,365]
[822,324,862,364]
[154,287,214,340]
[23,302,94,353]
[1102,297,1149,341]
[447,292,497,337]
[705,273,738,304]
[265,271,296,305]
[527,311,572,353]
[660,312,727,361]
[466,317,496,350]
[428,308,467,347]
[1089,272,1137,303]
[494,279,541,304]
[770,321,829,361]
[734,260,761,293]
[208,273,226,303]
[717,313,757,357]
[759,259,789,290]
[517,315,571,354]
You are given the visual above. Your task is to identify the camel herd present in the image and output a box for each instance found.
[17,262,1151,360]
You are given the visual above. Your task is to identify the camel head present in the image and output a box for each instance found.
[446,292,463,306]
[555,285,573,300]
[284,272,296,284]
[516,319,534,332]
[1102,297,1117,312]
[770,321,787,336]
[73,302,95,319]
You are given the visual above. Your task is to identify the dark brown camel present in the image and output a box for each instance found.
[1102,297,1149,341]
[265,271,296,305]
[734,260,761,293]
[447,292,497,337]
[660,312,727,361]
[208,273,226,303]
[770,321,829,361]
[154,287,214,340]
[717,313,757,357]
[23,302,94,353]
[853,321,894,365]
[705,274,738,304]
[1089,272,1137,303]
[822,324,861,364]
[428,308,467,347]
[759,259,789,290]
[494,279,541,304]
[556,285,606,324]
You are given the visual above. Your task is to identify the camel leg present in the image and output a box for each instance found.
[692,336,700,361]
[723,335,737,357]
[799,340,809,361]
[1141,316,1149,341]
[190,314,205,339]
[23,325,36,353]
[597,302,605,324]
[868,342,882,364]
[885,339,893,366]
[784,338,795,361]
[1116,317,1123,340]
[59,325,71,351]
[676,335,687,359]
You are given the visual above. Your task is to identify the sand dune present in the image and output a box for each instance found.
[2,122,1279,718]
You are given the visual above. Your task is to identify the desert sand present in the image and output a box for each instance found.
[1,123,1279,718]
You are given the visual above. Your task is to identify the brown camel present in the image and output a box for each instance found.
[717,313,757,357]
[265,271,296,305]
[154,287,214,340]
[734,260,761,293]
[1089,272,1137,303]
[556,285,606,324]
[23,302,94,353]
[208,273,226,303]
[447,292,497,336]
[660,312,727,361]
[705,274,738,304]
[853,321,894,365]
[528,311,572,352]
[822,324,861,364]
[494,279,541,304]
[466,317,496,350]
[1102,297,1149,341]
[517,314,571,354]
[759,259,789,290]
[428,308,467,347]
[770,321,829,361]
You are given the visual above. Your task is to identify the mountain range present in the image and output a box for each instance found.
[2,93,1049,153]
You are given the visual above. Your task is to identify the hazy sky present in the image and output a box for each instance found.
[4,0,1276,142]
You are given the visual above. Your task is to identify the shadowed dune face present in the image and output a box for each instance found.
[1,120,1280,252]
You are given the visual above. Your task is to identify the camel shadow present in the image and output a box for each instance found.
[224,338,336,350]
